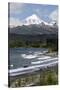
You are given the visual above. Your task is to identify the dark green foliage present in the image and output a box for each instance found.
[9,37,58,52]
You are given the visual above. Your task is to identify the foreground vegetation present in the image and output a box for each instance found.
[8,65,58,87]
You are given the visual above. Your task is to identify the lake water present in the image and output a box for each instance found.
[9,48,48,70]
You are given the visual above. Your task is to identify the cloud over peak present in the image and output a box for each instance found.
[49,9,58,23]
[9,18,23,27]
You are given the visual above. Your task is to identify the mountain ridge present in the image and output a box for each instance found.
[9,24,58,35]
[9,14,57,27]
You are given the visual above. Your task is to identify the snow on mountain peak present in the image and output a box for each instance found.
[9,14,58,28]
[23,14,41,25]
[23,14,49,26]
[26,14,40,21]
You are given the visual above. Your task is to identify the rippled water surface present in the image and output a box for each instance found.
[9,48,48,69]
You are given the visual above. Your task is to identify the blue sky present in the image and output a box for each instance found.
[9,3,58,27]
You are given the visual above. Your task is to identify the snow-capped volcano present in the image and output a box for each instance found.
[24,14,41,25]
[23,14,49,26]
[9,14,58,28]
[9,13,58,28]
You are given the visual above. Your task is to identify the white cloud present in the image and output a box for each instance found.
[9,3,24,15]
[35,9,40,14]
[49,9,58,23]
[8,3,24,27]
[9,17,23,27]
[34,9,42,17]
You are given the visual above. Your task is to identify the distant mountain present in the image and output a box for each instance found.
[9,14,58,35]
[49,21,58,27]
[9,14,58,28]
[22,14,49,26]
[9,24,58,35]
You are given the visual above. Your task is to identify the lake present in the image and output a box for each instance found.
[8,48,48,70]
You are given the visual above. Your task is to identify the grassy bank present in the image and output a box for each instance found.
[8,64,58,87]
